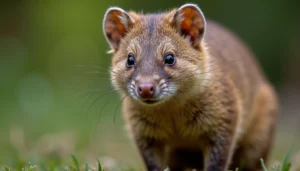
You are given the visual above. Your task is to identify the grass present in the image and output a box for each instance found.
[260,147,292,171]
[1,155,135,171]
[0,110,297,171]
[0,87,297,171]
[0,150,293,171]
[0,126,295,170]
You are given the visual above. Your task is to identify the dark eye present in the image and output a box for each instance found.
[164,53,176,66]
[126,53,135,68]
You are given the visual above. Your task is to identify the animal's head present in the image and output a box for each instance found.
[103,4,209,105]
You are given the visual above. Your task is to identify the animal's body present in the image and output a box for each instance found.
[102,3,278,171]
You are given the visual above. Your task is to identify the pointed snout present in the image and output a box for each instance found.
[137,82,156,99]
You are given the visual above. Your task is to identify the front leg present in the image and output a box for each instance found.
[205,131,237,171]
[134,136,165,171]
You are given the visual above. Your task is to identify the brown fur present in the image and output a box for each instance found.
[103,4,278,171]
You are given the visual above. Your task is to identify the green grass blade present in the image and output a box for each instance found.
[271,164,280,171]
[27,166,37,171]
[281,148,292,171]
[4,167,12,171]
[71,155,80,171]
[97,159,102,171]
[85,163,89,171]
[282,163,291,171]
[260,158,268,171]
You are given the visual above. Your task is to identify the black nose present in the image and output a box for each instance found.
[137,82,156,99]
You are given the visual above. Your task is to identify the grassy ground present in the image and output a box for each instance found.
[0,119,298,171]
[0,138,295,171]
[0,76,299,171]
[0,146,295,171]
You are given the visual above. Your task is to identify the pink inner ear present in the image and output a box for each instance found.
[181,18,196,41]
[178,7,205,44]
[104,10,128,49]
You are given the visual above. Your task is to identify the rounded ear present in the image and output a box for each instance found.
[103,7,135,52]
[169,4,206,48]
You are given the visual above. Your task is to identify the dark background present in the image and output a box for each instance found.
[0,0,299,169]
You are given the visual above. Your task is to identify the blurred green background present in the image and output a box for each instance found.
[0,0,299,170]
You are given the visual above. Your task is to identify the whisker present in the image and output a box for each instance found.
[90,98,110,138]
[114,95,129,125]
[84,88,121,116]
[76,64,126,80]
[76,64,110,71]
[84,71,110,75]
[79,91,93,114]
[76,86,113,102]
[70,76,103,93]
[74,71,124,81]
[165,87,181,107]
[78,87,114,115]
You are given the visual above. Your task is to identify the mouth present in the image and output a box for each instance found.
[143,99,159,104]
